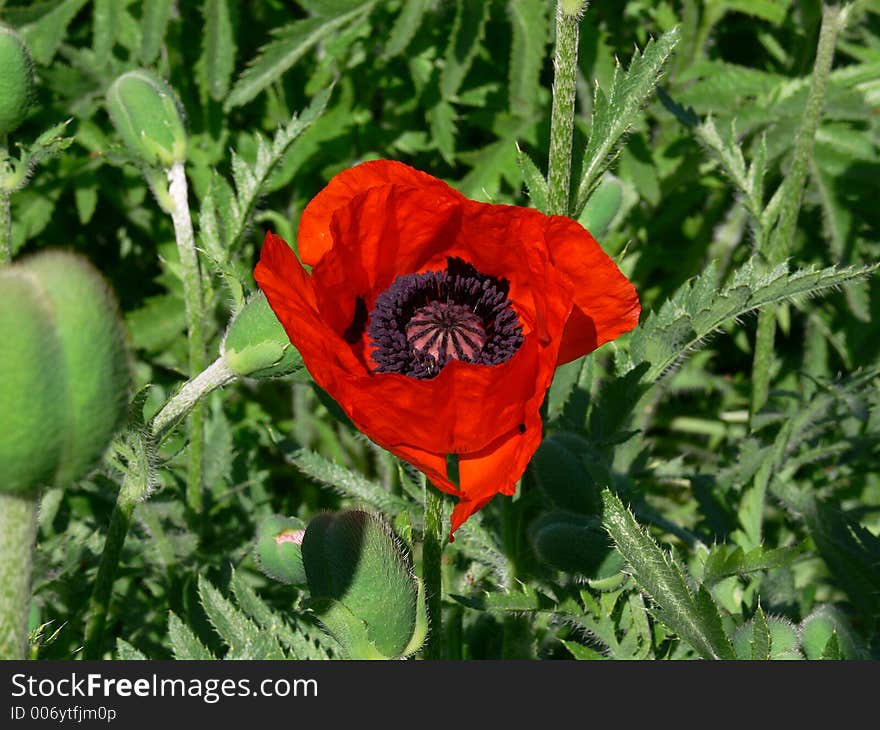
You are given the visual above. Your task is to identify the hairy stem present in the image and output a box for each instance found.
[82,494,135,659]
[750,3,845,423]
[0,135,11,265]
[151,357,236,442]
[0,492,39,659]
[82,357,236,658]
[166,162,206,515]
[547,2,583,216]
[421,484,445,659]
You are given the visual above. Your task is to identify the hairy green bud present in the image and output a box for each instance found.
[222,291,303,379]
[0,25,34,136]
[106,69,187,167]
[529,512,611,576]
[0,252,130,494]
[530,434,601,514]
[0,272,66,494]
[302,510,426,659]
[254,515,307,585]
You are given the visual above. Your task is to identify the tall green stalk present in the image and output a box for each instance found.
[742,4,847,550]
[81,357,235,658]
[0,492,38,659]
[749,3,847,424]
[547,1,584,216]
[166,161,206,516]
[0,135,11,265]
[421,484,445,659]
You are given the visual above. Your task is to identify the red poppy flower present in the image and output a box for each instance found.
[255,160,639,537]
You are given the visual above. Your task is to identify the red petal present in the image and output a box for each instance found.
[298,160,464,266]
[545,216,641,364]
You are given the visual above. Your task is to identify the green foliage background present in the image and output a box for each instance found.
[3,0,878,660]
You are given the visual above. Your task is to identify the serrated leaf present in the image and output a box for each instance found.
[625,257,879,383]
[230,570,332,660]
[574,27,681,216]
[601,490,735,659]
[21,0,89,65]
[201,87,330,263]
[168,612,215,660]
[197,576,285,659]
[751,605,772,660]
[139,0,172,64]
[289,448,410,516]
[441,0,491,100]
[115,639,147,660]
[507,0,549,121]
[198,0,237,102]
[384,0,432,58]
[516,145,549,212]
[92,0,117,66]
[225,5,370,110]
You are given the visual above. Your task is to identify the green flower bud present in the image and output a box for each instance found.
[800,606,862,660]
[0,25,34,136]
[530,434,601,514]
[106,69,187,168]
[0,252,130,494]
[529,512,612,576]
[0,272,66,495]
[222,291,303,379]
[302,510,427,659]
[254,515,307,585]
[734,616,802,660]
[579,176,623,239]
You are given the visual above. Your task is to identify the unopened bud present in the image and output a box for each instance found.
[0,25,34,136]
[106,69,187,168]
[0,252,130,494]
[222,291,303,379]
[531,434,601,514]
[529,512,611,576]
[302,510,427,659]
[254,515,307,585]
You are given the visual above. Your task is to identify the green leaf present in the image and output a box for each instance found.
[167,612,215,660]
[92,0,117,67]
[21,0,89,65]
[507,0,549,121]
[230,570,332,660]
[441,0,491,100]
[601,490,735,659]
[516,145,549,212]
[225,5,371,110]
[384,0,432,58]
[115,638,147,660]
[200,87,330,269]
[719,0,792,25]
[290,448,410,516]
[139,0,172,64]
[751,605,771,660]
[701,543,804,585]
[197,576,285,659]
[624,257,880,383]
[198,0,237,102]
[574,27,681,216]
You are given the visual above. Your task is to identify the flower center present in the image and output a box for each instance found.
[405,301,486,362]
[368,258,523,379]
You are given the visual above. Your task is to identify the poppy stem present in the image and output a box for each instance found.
[547,1,584,217]
[421,484,445,659]
[0,491,39,659]
[0,134,11,265]
[749,3,845,424]
[166,161,207,519]
[81,357,236,659]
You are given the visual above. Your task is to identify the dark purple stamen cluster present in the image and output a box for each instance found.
[367,257,523,378]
